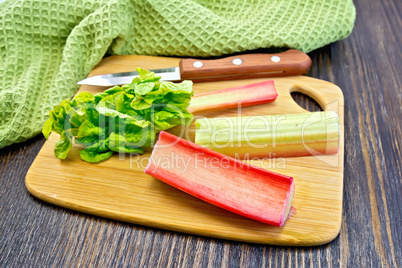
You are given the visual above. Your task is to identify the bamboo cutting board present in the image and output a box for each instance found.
[25,55,344,246]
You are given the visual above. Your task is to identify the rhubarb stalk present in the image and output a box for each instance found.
[145,131,295,227]
[194,111,340,159]
[188,80,277,113]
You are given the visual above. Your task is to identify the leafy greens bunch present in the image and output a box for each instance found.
[43,68,194,163]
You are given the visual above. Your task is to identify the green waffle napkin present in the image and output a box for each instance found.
[0,0,355,148]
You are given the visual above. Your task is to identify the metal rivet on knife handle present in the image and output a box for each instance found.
[193,61,203,68]
[271,56,281,62]
[179,49,312,82]
[232,58,243,65]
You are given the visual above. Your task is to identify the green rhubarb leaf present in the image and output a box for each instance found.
[54,133,72,159]
[79,148,113,163]
[50,105,68,134]
[108,132,144,154]
[94,86,124,103]
[160,80,192,94]
[77,120,100,139]
[130,68,161,85]
[73,91,95,105]
[44,68,193,163]
[130,98,152,110]
[59,99,72,113]
[134,82,155,95]
[42,117,53,139]
[115,92,136,116]
[69,108,87,128]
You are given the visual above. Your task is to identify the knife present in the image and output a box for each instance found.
[77,49,311,86]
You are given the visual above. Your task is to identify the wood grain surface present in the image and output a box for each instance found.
[1,0,401,267]
[25,58,345,247]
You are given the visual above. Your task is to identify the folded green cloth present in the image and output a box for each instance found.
[0,0,355,148]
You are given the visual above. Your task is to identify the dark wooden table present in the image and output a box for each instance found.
[1,1,401,267]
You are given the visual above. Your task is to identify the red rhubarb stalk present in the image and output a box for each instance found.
[145,131,295,227]
[187,80,277,113]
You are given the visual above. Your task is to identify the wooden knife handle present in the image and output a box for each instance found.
[179,49,312,82]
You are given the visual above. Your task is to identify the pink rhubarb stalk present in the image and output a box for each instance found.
[187,80,277,113]
[145,131,295,227]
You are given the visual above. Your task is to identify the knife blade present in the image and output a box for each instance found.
[78,49,311,86]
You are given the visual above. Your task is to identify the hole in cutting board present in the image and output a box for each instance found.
[290,91,323,112]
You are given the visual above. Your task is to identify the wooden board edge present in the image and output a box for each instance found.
[25,168,343,247]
